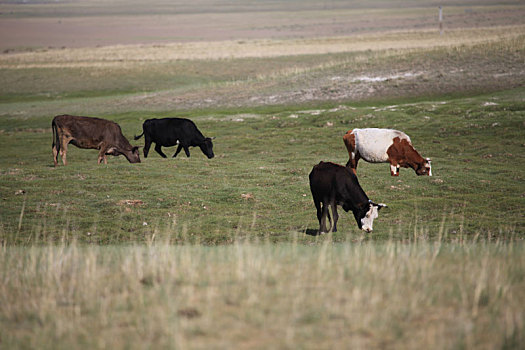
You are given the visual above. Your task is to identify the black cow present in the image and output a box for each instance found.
[309,161,386,233]
[52,114,141,166]
[134,118,214,159]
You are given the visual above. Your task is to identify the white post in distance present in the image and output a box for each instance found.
[439,6,443,35]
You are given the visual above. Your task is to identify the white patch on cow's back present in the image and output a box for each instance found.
[353,128,411,163]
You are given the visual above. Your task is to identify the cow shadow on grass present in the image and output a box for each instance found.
[304,228,321,236]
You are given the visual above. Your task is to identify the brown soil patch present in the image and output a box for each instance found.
[117,199,144,206]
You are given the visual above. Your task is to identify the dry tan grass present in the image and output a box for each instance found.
[1,25,523,68]
[1,239,523,349]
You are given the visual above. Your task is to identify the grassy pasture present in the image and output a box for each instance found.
[0,87,523,244]
[0,24,524,244]
[0,1,524,348]
[0,26,524,244]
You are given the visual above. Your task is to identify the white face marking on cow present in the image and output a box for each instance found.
[426,158,432,176]
[361,204,379,233]
[390,164,396,175]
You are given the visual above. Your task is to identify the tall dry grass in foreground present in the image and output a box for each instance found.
[1,238,523,349]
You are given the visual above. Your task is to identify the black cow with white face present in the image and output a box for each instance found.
[134,118,214,159]
[309,161,386,234]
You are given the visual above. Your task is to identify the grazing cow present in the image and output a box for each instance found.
[52,114,141,166]
[134,118,214,159]
[309,161,386,233]
[343,128,432,176]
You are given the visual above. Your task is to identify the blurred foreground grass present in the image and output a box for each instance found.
[1,239,523,349]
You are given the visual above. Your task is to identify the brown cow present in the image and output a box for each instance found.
[343,128,431,176]
[52,115,141,166]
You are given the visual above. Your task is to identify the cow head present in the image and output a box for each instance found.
[129,146,141,163]
[415,158,432,176]
[119,146,141,163]
[199,137,215,159]
[355,201,387,233]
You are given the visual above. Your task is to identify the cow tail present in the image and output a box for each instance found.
[134,131,144,140]
[52,119,59,154]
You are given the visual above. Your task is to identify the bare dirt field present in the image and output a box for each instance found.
[0,1,524,52]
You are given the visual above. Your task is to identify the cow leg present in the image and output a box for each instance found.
[52,124,59,166]
[314,200,323,232]
[173,144,183,158]
[345,152,359,175]
[52,144,59,167]
[390,163,400,176]
[154,144,167,158]
[183,146,190,157]
[320,202,331,233]
[98,146,108,164]
[331,203,339,232]
[319,204,327,233]
[350,153,360,175]
[143,138,152,158]
[60,137,70,166]
[344,131,358,174]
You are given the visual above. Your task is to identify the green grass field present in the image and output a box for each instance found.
[1,86,523,244]
[0,0,524,348]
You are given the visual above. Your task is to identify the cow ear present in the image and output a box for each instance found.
[210,137,216,140]
[370,200,387,209]
[106,147,120,155]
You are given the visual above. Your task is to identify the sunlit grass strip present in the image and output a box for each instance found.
[1,25,523,68]
[0,239,523,349]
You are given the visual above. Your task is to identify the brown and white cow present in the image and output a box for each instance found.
[309,161,387,233]
[343,128,432,176]
[52,114,141,166]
